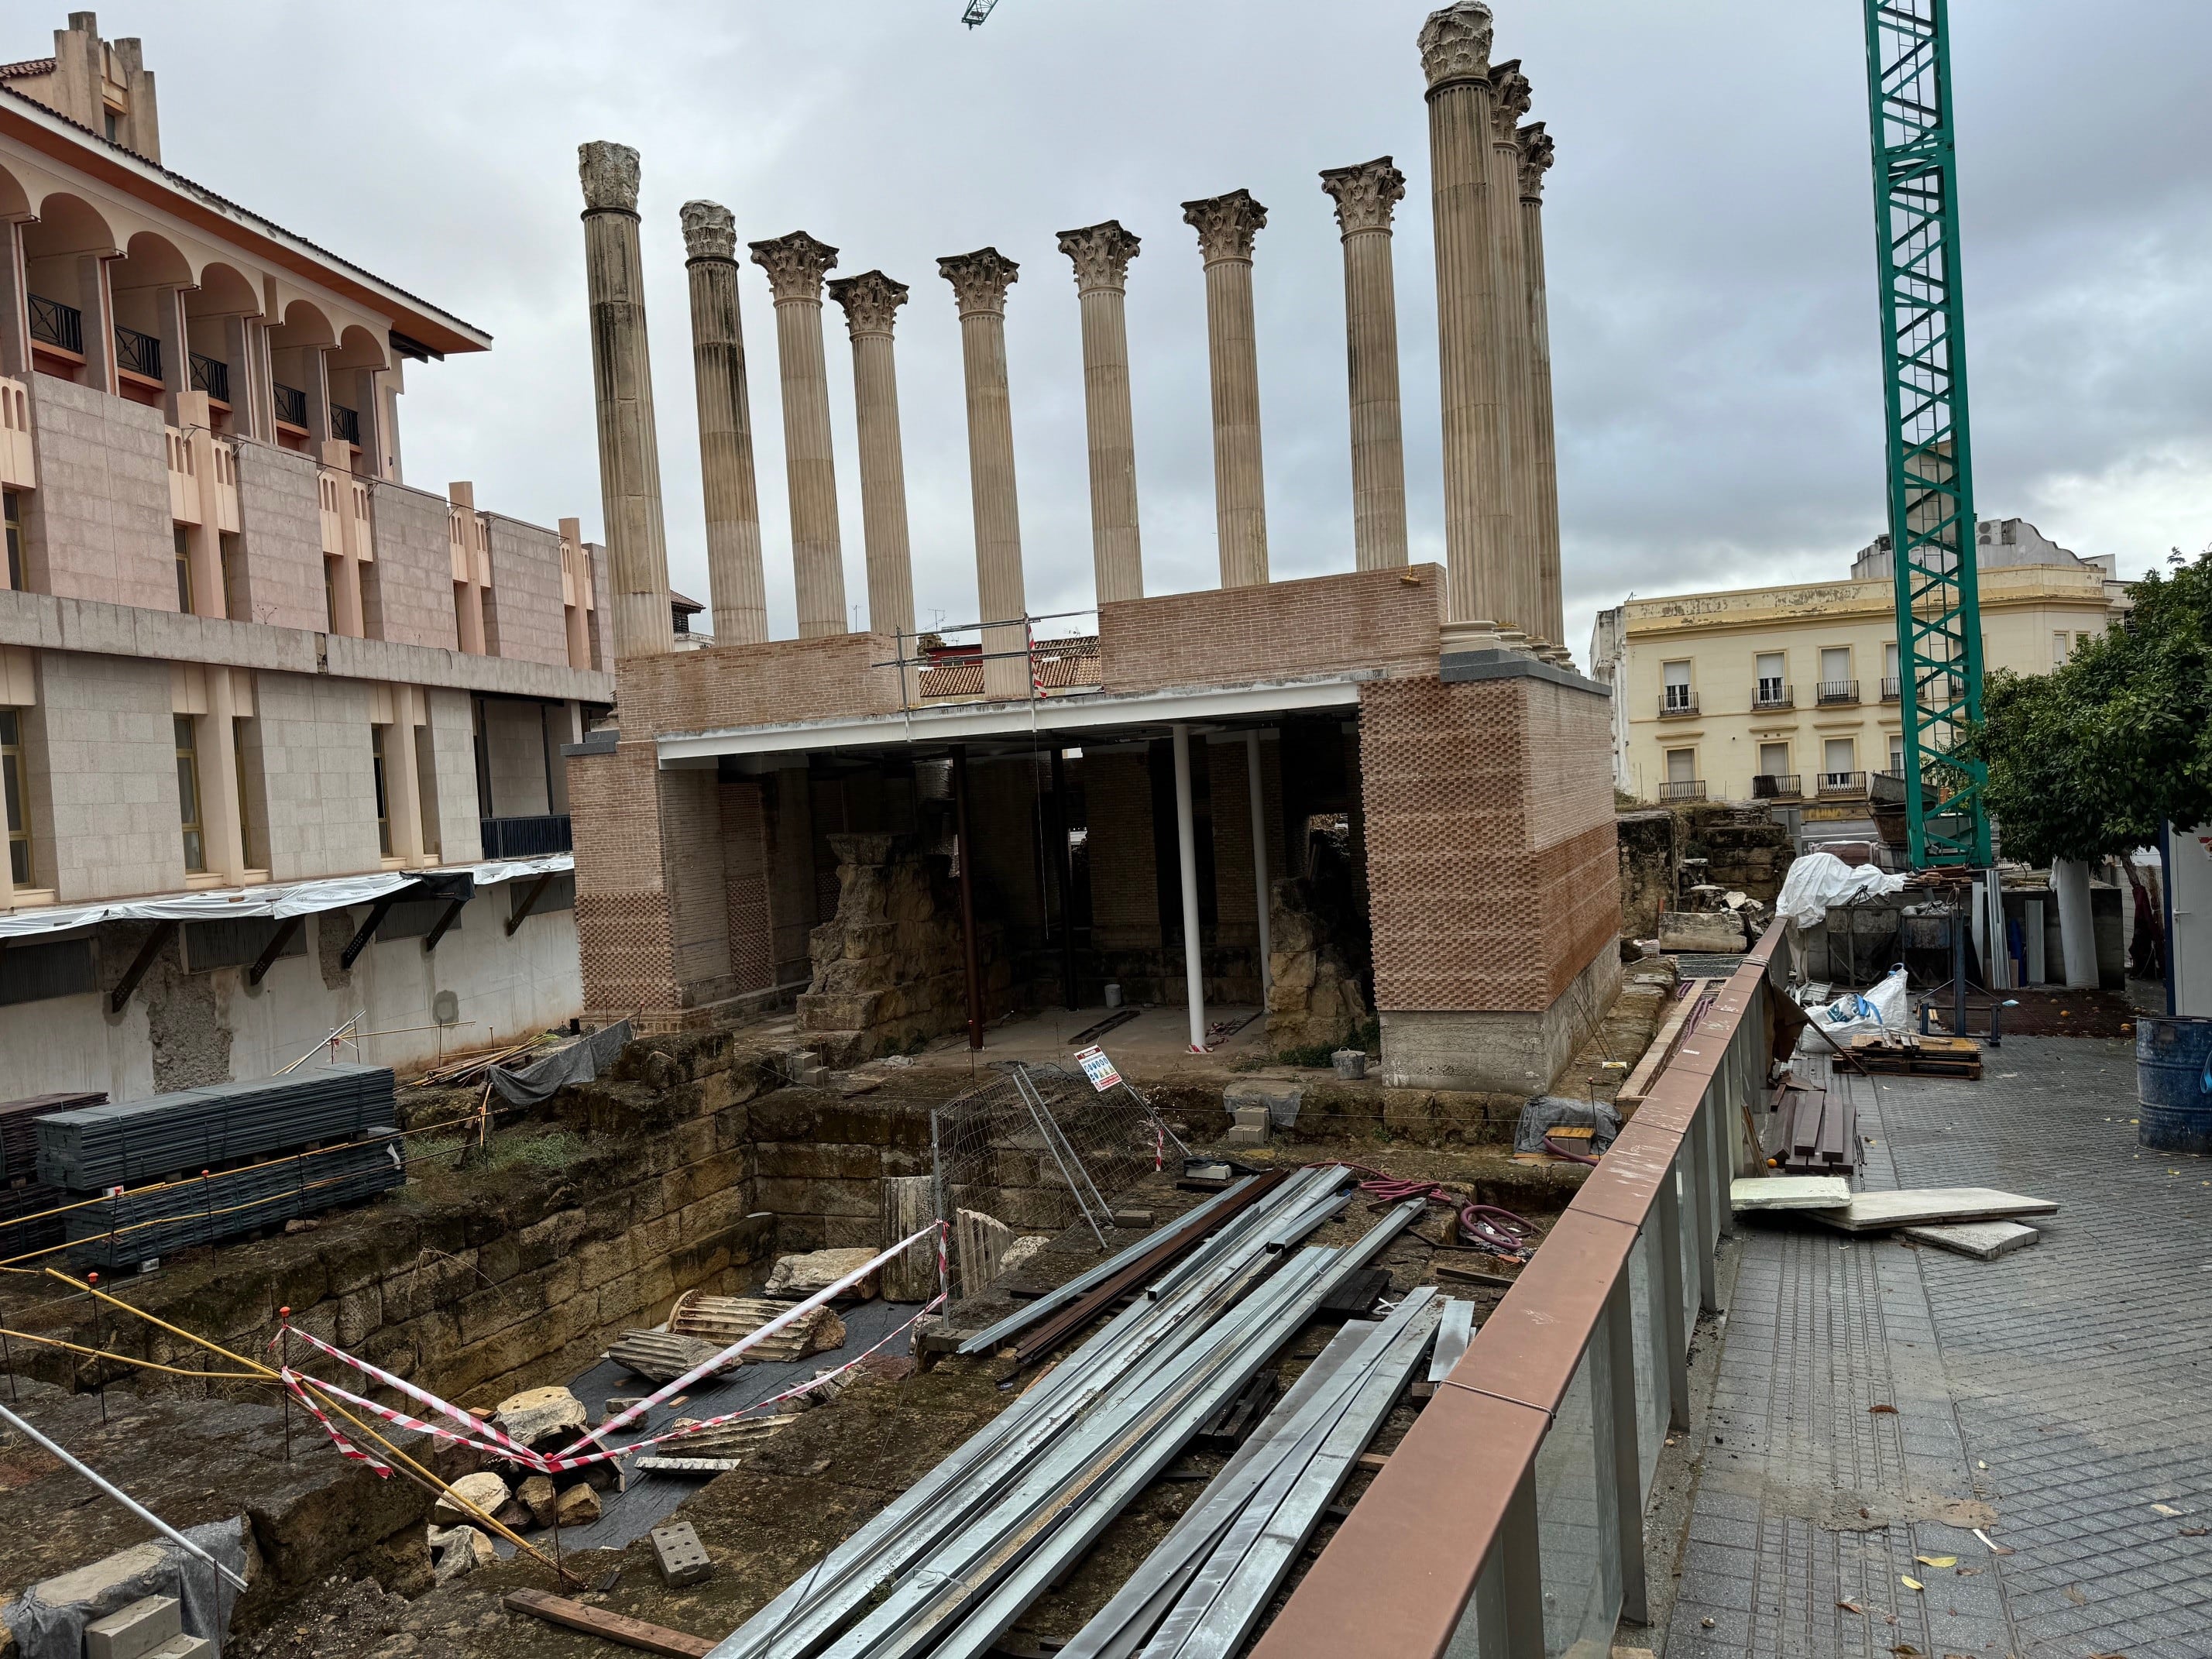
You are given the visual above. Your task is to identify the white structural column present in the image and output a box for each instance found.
[383,685,425,867]
[1419,2,1513,632]
[1486,61,1541,643]
[1181,190,1272,589]
[1319,157,1411,571]
[750,231,849,638]
[1246,728,1273,998]
[578,143,673,660]
[1172,723,1207,1051]
[938,249,1030,700]
[1056,220,1146,606]
[828,270,918,641]
[2052,857,2097,988]
[680,200,770,645]
[1519,121,1566,647]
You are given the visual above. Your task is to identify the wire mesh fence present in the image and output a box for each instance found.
[931,1062,1185,1295]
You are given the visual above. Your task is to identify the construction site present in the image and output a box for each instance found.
[2,3,2207,1659]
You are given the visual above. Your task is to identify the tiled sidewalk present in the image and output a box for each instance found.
[1664,1036,2212,1659]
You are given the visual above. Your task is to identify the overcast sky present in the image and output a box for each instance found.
[130,0,2212,661]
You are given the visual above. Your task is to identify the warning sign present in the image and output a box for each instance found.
[1073,1045,1121,1091]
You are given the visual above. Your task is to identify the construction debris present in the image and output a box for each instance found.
[954,1208,1015,1297]
[516,1476,558,1529]
[651,1521,713,1589]
[502,1589,713,1657]
[492,1385,587,1449]
[428,1525,496,1583]
[764,1248,881,1300]
[1849,1033,1983,1079]
[606,1331,733,1385]
[1733,1176,1853,1211]
[553,1483,601,1527]
[661,1413,802,1458]
[430,1472,509,1527]
[1901,1220,2042,1260]
[667,1292,846,1360]
[1808,1187,2057,1233]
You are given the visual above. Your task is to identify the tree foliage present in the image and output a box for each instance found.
[1956,547,2212,865]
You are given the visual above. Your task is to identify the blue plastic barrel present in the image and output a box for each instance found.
[2138,1015,2212,1155]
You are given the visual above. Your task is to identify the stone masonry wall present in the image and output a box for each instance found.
[27,649,182,902]
[232,438,328,634]
[367,479,460,653]
[22,373,173,613]
[484,515,572,670]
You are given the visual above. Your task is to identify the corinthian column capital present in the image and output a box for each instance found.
[578,141,640,213]
[828,270,909,338]
[1056,220,1142,294]
[938,247,1021,317]
[1180,190,1268,266]
[1489,60,1531,136]
[1517,122,1554,201]
[679,199,736,262]
[747,231,839,303]
[1319,157,1407,237]
[1418,1,1494,92]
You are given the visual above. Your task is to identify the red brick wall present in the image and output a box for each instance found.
[721,778,774,994]
[572,740,678,1022]
[1098,565,1443,696]
[616,633,905,739]
[1084,746,1159,953]
[1359,675,1620,1015]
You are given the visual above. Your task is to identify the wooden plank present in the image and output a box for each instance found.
[503,1589,714,1657]
[1616,978,1714,1108]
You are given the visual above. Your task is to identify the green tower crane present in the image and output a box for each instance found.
[1863,0,1992,868]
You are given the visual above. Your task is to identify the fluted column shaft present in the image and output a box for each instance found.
[1486,63,1541,641]
[830,272,916,640]
[578,142,672,659]
[1057,222,1145,606]
[1183,191,1270,589]
[1520,123,1565,645]
[940,249,1029,700]
[1321,159,1410,570]
[750,232,847,638]
[680,201,769,645]
[1419,4,1512,630]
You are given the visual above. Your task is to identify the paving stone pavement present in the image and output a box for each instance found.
[1665,1036,2212,1659]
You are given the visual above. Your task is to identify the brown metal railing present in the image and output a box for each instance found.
[1251,923,1782,1659]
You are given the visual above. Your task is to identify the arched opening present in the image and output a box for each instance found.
[106,229,192,407]
[266,297,335,451]
[19,192,116,384]
[327,324,388,466]
[179,261,260,427]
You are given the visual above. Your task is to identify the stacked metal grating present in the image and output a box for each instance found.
[0,1091,104,1262]
[34,1064,396,1190]
[711,1167,1431,1659]
[64,1134,405,1269]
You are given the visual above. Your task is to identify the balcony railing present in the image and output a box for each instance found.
[479,814,572,858]
[27,294,82,356]
[330,403,361,444]
[1818,770,1867,795]
[1658,690,1698,717]
[1752,773,1802,799]
[189,352,229,403]
[1658,778,1705,802]
[1881,675,1901,701]
[273,383,309,430]
[1815,678,1860,705]
[113,324,161,380]
[1752,682,1793,710]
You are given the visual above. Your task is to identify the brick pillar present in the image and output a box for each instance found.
[1181,190,1271,589]
[750,231,848,639]
[680,200,770,646]
[721,778,774,994]
[1056,220,1145,605]
[1319,158,1411,572]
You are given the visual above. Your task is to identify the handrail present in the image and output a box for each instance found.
[1251,920,1784,1659]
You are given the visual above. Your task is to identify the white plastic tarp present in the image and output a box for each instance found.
[1774,850,1908,929]
[0,855,573,942]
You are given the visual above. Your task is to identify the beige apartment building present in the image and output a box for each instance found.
[1589,518,2124,816]
[0,14,617,1101]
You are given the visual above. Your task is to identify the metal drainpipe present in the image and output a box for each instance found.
[1049,746,1077,1009]
[1172,723,1206,1053]
[953,744,984,1049]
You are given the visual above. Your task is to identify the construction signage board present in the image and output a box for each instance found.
[1073,1046,1121,1092]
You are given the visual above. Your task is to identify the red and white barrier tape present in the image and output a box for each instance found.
[280,1369,392,1476]
[276,1321,537,1461]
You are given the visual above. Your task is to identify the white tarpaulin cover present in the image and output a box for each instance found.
[1774,850,1908,929]
[0,855,572,942]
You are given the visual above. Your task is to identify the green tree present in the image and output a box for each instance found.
[1957,547,2212,864]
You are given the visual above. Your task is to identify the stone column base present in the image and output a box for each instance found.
[1376,939,1623,1094]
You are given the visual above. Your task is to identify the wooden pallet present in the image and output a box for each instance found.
[1848,1034,1982,1079]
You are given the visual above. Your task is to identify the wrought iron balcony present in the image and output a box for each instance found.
[26,294,82,356]
[113,324,160,380]
[1815,679,1860,705]
[1752,774,1802,799]
[1818,770,1868,795]
[189,352,229,403]
[1881,675,1901,701]
[1658,779,1705,802]
[273,383,309,429]
[479,814,572,858]
[1752,682,1794,710]
[330,403,361,445]
[1658,690,1698,717]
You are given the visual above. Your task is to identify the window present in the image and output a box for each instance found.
[1665,747,1695,784]
[371,726,393,857]
[2076,630,2091,654]
[173,527,193,613]
[1889,733,1905,773]
[1820,647,1850,682]
[174,715,205,872]
[1662,660,1693,711]
[414,724,440,859]
[1754,653,1785,705]
[324,556,339,634]
[3,489,22,591]
[1822,737,1856,788]
[232,718,263,870]
[2052,630,2069,668]
[1884,641,1899,676]
[218,532,242,623]
[1,708,29,884]
[1757,742,1790,778]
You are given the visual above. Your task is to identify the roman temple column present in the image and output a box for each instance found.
[1418,2,1513,633]
[828,270,917,641]
[1486,60,1542,644]
[680,200,769,645]
[1520,122,1566,650]
[1056,220,1146,605]
[938,249,1030,700]
[1319,157,1411,571]
[749,231,849,638]
[578,141,673,659]
[1181,190,1271,589]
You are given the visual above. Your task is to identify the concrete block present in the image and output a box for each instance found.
[86,1594,180,1659]
[1225,1124,1270,1146]
[651,1520,714,1587]
[146,1639,211,1659]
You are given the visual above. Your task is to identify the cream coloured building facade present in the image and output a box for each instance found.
[1590,519,2125,810]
